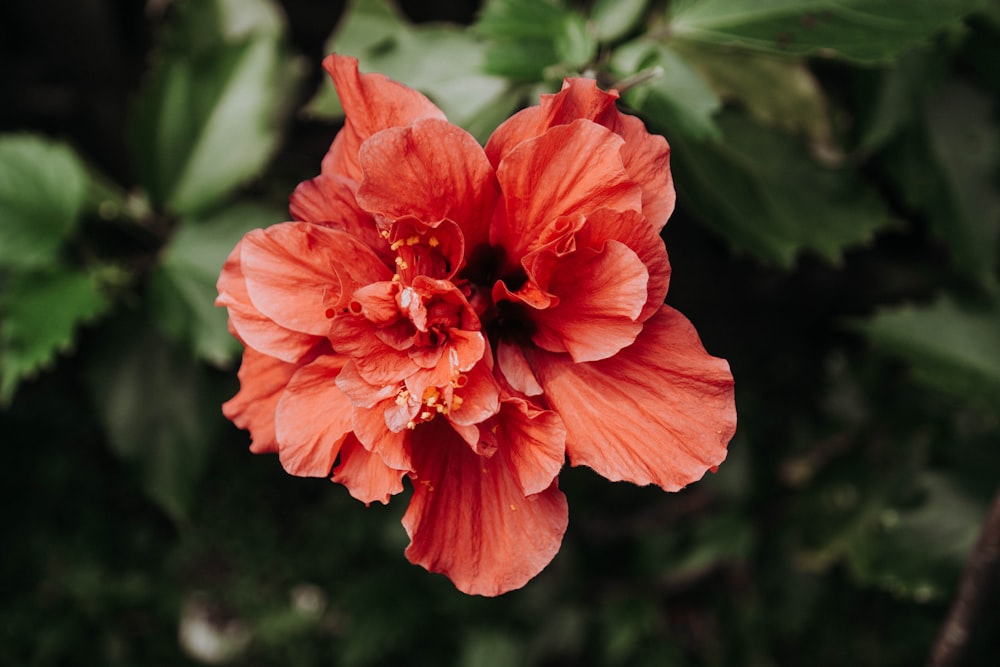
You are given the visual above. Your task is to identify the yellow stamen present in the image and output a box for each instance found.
[395,389,410,406]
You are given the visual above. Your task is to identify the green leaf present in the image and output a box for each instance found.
[459,632,526,667]
[845,473,986,601]
[306,0,522,143]
[132,0,301,215]
[670,41,838,160]
[590,0,649,43]
[148,203,282,366]
[0,135,89,270]
[85,315,224,522]
[671,112,892,265]
[884,81,1000,285]
[855,50,936,153]
[477,0,596,80]
[612,41,722,141]
[668,0,985,63]
[0,266,109,404]
[858,294,1000,406]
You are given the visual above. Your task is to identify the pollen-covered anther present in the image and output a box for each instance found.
[423,385,439,406]
[390,234,422,251]
[395,388,410,406]
[394,256,409,270]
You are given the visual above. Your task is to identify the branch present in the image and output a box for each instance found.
[928,484,1000,667]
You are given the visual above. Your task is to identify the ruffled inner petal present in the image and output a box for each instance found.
[575,208,671,322]
[241,222,392,337]
[331,435,406,506]
[274,355,355,477]
[351,401,413,471]
[538,78,675,230]
[529,240,648,362]
[493,119,642,263]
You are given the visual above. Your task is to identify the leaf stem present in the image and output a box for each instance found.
[928,484,1000,667]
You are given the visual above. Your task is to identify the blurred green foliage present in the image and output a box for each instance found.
[1,0,999,665]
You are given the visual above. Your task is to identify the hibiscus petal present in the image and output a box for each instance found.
[217,241,320,363]
[356,119,498,255]
[486,79,674,231]
[242,222,392,337]
[541,77,620,127]
[447,358,501,427]
[574,208,671,323]
[402,420,569,596]
[320,54,446,183]
[616,113,675,231]
[484,106,541,168]
[493,119,642,262]
[334,361,398,408]
[528,306,736,491]
[530,240,648,362]
[331,435,406,506]
[222,346,300,454]
[539,79,675,230]
[497,398,566,496]
[330,311,417,385]
[496,339,543,396]
[352,402,413,471]
[289,172,393,265]
[274,355,354,477]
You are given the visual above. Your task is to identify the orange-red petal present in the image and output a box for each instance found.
[528,306,736,491]
[493,120,641,262]
[402,420,569,596]
[216,241,320,363]
[241,222,391,337]
[575,208,671,322]
[529,240,648,362]
[496,398,566,496]
[320,55,446,183]
[274,355,354,477]
[289,172,393,265]
[615,112,675,231]
[331,435,406,506]
[356,119,498,254]
[486,78,675,230]
[496,339,543,396]
[222,346,299,454]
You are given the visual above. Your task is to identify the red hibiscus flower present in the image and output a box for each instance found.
[217,55,736,596]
